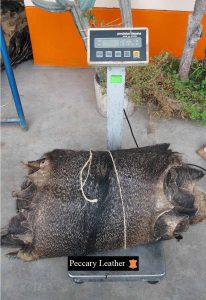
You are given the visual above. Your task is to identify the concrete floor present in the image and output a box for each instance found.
[1,61,206,300]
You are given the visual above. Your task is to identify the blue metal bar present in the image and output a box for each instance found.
[0,27,27,129]
[0,118,22,124]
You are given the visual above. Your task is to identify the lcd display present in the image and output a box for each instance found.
[94,37,142,49]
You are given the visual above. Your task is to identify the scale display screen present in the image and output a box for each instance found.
[94,37,142,49]
[88,28,149,66]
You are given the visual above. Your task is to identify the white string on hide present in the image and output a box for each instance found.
[107,151,127,249]
[79,150,127,248]
[80,150,98,203]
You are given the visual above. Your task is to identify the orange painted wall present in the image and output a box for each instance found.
[26,7,206,67]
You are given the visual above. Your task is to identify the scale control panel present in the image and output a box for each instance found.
[88,28,148,66]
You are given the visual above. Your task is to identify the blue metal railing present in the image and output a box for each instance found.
[0,27,27,129]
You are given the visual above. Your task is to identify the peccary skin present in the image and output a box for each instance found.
[1,144,206,261]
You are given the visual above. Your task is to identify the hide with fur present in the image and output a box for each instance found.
[1,144,206,261]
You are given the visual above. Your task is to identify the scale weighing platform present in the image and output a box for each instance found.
[68,243,165,283]
[68,28,166,283]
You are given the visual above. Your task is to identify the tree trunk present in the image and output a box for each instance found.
[71,1,89,49]
[119,0,133,27]
[179,0,206,80]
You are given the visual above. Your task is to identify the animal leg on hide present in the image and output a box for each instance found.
[175,234,183,242]
[164,166,203,217]
[154,210,190,240]
[1,209,32,249]
[27,158,50,188]
[7,246,39,261]
[22,158,46,174]
[13,182,36,211]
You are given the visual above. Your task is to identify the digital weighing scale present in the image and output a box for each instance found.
[68,28,166,283]
[88,28,148,150]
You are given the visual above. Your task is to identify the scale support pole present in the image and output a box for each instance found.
[107,66,125,150]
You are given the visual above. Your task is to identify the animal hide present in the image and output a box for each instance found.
[1,144,206,261]
[1,0,33,68]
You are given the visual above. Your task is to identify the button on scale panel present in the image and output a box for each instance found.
[95,50,141,59]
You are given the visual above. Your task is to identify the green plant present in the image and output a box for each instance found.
[97,52,206,124]
[160,53,206,124]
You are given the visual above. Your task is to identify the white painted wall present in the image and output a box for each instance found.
[24,0,195,11]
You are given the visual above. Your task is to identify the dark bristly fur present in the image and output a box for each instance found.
[1,144,206,261]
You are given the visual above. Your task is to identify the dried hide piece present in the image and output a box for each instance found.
[1,144,206,261]
[197,145,206,160]
[1,0,33,68]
